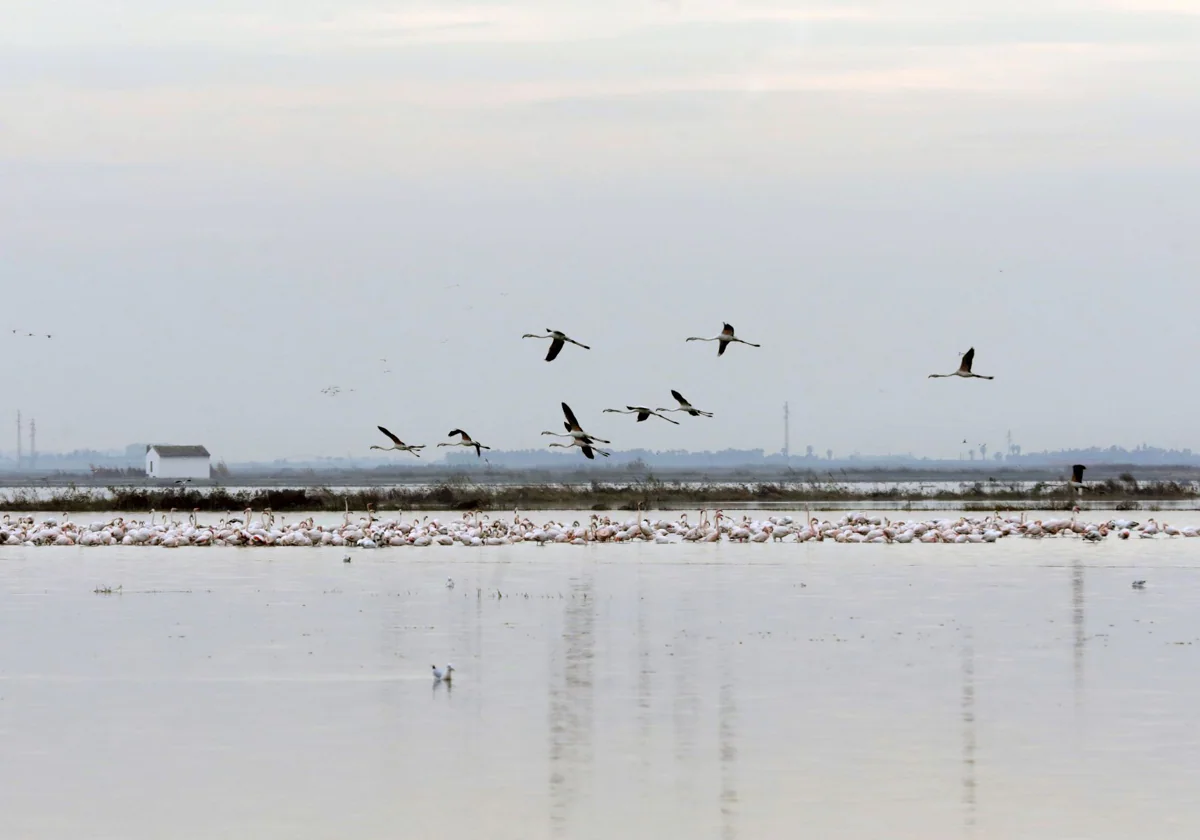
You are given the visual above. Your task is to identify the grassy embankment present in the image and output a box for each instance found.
[1,474,1196,513]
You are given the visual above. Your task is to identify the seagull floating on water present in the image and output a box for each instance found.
[928,347,994,380]
[432,663,455,682]
[686,322,760,357]
[521,329,590,362]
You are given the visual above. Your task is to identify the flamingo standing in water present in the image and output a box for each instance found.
[521,329,590,362]
[928,347,994,380]
[659,390,714,418]
[437,430,491,458]
[370,426,426,456]
[685,322,760,357]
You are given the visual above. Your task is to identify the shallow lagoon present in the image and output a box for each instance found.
[2,512,1199,839]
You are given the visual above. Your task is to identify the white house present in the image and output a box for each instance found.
[145,445,211,479]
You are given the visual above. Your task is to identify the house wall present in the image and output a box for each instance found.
[145,452,210,479]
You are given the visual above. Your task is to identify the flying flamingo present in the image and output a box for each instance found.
[602,405,680,425]
[521,329,590,362]
[437,430,491,458]
[1068,463,1086,495]
[928,347,994,380]
[548,436,611,460]
[659,390,714,418]
[685,322,760,357]
[370,426,426,456]
[542,402,611,445]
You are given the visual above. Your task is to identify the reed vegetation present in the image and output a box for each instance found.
[1,474,1197,513]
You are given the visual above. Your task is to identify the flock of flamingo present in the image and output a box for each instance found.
[2,508,1186,548]
[3,326,1117,549]
[371,324,992,460]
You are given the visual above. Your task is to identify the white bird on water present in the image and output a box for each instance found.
[928,347,994,380]
[432,663,455,682]
[521,329,590,362]
[685,322,760,357]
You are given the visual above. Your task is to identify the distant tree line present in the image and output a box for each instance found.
[3,442,1200,474]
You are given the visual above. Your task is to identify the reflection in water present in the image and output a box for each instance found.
[673,590,700,804]
[548,576,595,839]
[637,568,652,780]
[1073,556,1086,714]
[6,540,1200,839]
[962,628,976,837]
[718,675,739,840]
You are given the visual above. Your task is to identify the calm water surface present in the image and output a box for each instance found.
[2,511,1200,839]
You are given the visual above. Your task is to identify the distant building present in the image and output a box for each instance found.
[145,445,210,479]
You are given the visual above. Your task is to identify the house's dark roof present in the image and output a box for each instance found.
[147,445,210,458]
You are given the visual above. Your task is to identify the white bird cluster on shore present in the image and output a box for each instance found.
[0,508,1193,547]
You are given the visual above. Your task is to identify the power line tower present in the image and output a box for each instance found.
[782,402,790,458]
[15,411,22,469]
[29,418,36,470]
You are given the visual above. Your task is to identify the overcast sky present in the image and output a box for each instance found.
[2,1,1199,461]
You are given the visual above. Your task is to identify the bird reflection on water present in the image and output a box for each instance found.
[962,628,977,837]
[548,576,595,839]
[3,538,1199,839]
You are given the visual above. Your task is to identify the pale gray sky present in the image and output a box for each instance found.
[2,1,1198,461]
